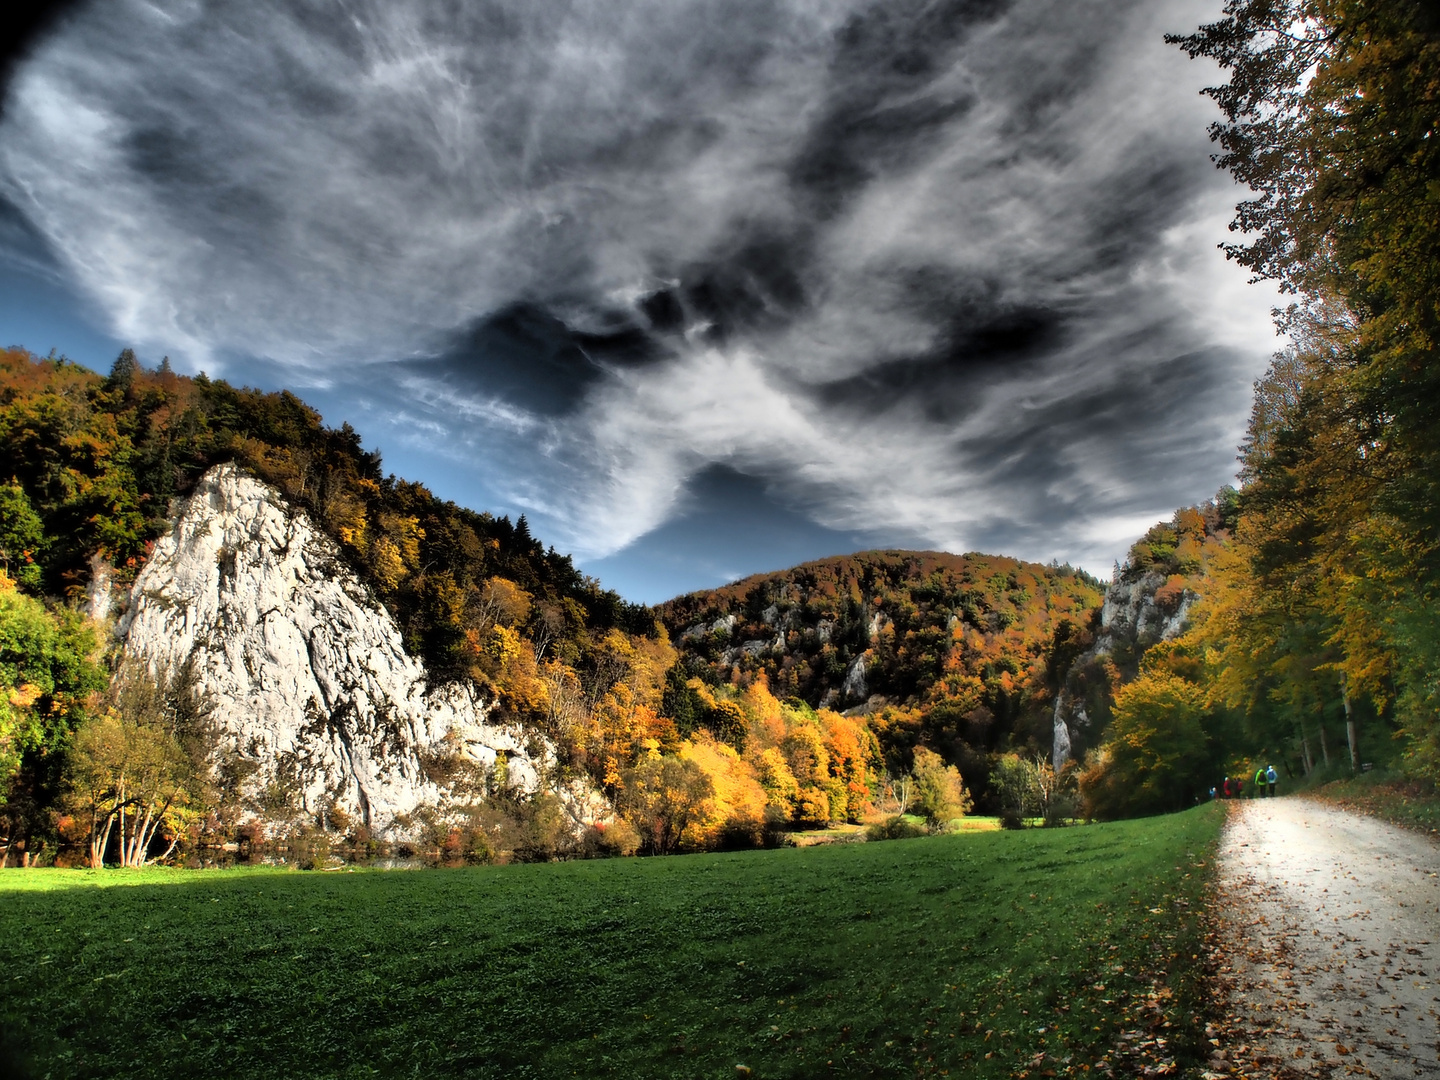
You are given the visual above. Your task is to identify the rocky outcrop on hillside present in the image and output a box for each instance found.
[1092,570,1195,658]
[1050,568,1196,770]
[115,463,570,837]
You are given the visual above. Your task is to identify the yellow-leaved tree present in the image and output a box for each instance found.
[64,667,214,868]
[617,749,713,855]
[1079,656,1209,820]
[678,734,767,849]
[910,747,972,831]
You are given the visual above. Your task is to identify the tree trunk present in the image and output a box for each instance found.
[132,800,171,867]
[131,807,156,867]
[156,833,181,864]
[93,808,117,869]
[1319,724,1331,767]
[1300,727,1314,775]
[130,815,146,866]
[1343,688,1359,770]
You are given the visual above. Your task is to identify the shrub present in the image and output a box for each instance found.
[865,815,926,842]
[578,818,641,858]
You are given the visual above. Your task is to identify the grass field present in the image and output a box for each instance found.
[0,806,1223,1079]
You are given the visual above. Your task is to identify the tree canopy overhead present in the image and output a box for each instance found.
[1071,6,1440,815]
[1170,1,1440,479]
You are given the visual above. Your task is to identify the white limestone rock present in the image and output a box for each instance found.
[1051,568,1194,768]
[83,553,118,624]
[1093,570,1194,656]
[115,463,565,837]
[842,653,869,703]
[680,613,737,642]
[1051,693,1073,773]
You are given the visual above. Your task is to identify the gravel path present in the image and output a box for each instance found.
[1209,797,1440,1078]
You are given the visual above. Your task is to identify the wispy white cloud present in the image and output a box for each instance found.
[0,0,1280,582]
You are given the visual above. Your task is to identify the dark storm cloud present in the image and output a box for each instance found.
[808,294,1067,418]
[416,304,628,418]
[0,0,1278,575]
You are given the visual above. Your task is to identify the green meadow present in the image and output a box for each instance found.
[1,806,1222,1079]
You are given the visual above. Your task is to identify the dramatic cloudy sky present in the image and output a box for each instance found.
[0,0,1279,602]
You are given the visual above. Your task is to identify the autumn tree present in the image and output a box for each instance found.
[0,484,44,593]
[819,709,880,822]
[678,734,767,848]
[1169,2,1440,358]
[617,752,713,855]
[780,719,833,826]
[751,746,800,825]
[64,667,213,867]
[1079,662,1211,820]
[1171,1,1440,775]
[910,747,972,831]
[0,572,103,866]
[991,754,1040,829]
[991,754,1071,828]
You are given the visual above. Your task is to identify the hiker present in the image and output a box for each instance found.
[1266,764,1277,797]
[1222,777,1232,799]
[1255,766,1267,798]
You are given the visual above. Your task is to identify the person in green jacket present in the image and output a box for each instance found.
[1255,766,1268,798]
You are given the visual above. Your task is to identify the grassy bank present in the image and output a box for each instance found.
[1307,768,1440,837]
[1,806,1223,1079]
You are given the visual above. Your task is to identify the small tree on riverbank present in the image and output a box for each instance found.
[993,754,1072,828]
[910,747,972,831]
[65,667,213,867]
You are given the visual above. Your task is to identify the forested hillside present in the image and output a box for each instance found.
[0,350,989,861]
[660,551,1105,796]
[0,347,676,861]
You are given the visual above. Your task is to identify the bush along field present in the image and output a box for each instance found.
[0,805,1222,1080]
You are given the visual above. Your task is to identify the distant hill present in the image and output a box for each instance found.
[659,549,1106,781]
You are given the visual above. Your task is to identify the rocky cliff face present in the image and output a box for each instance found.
[115,463,561,837]
[1092,570,1195,658]
[1050,569,1196,770]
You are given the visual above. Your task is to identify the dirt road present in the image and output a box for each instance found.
[1210,797,1440,1078]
